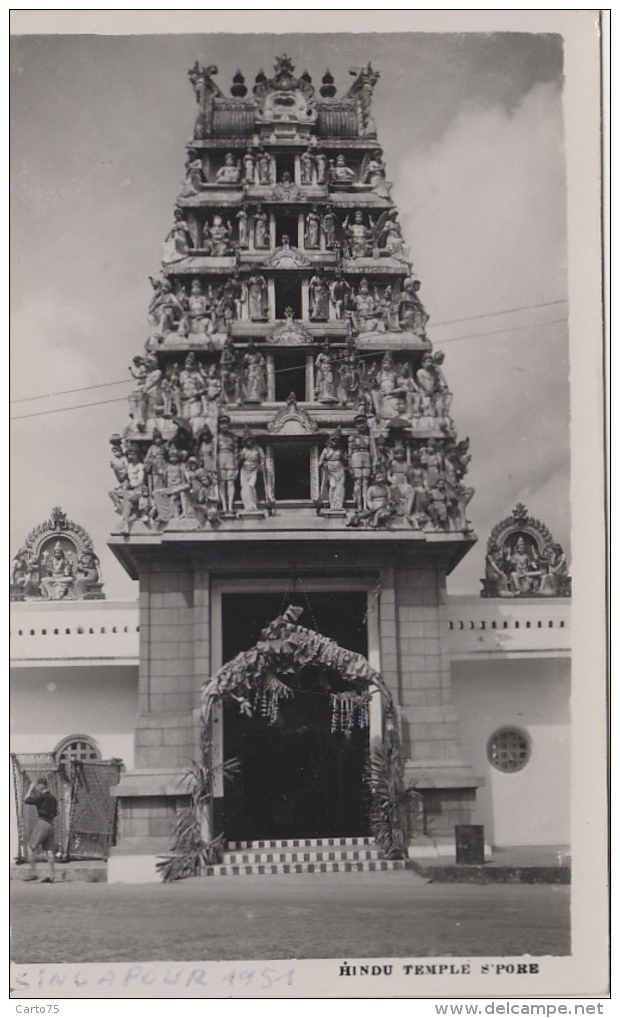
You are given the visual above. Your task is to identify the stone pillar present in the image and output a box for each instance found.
[392,564,480,839]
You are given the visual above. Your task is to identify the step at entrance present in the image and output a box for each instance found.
[204,837,411,876]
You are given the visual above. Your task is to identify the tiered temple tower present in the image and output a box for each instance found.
[109,56,480,870]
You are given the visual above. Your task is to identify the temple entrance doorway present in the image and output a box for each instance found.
[220,590,370,841]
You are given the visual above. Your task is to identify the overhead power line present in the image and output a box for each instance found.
[10,298,570,407]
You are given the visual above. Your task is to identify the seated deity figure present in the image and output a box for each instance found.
[343,210,373,259]
[73,551,102,599]
[508,536,541,594]
[40,543,75,600]
[207,214,233,256]
[329,154,356,184]
[148,277,184,342]
[242,343,267,403]
[309,271,330,321]
[349,278,380,333]
[348,415,373,511]
[239,432,267,512]
[539,543,569,596]
[247,274,269,321]
[304,206,321,249]
[361,149,390,197]
[314,344,338,403]
[347,469,397,529]
[215,153,242,184]
[300,148,314,185]
[398,277,429,338]
[318,432,346,511]
[253,206,269,249]
[151,444,189,524]
[162,208,193,264]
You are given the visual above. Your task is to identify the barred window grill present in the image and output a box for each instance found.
[54,734,101,772]
[487,727,530,773]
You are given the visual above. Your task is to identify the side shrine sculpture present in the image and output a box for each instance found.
[481,504,571,598]
[107,56,474,536]
[10,507,105,602]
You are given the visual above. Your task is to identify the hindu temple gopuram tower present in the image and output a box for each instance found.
[108,56,480,874]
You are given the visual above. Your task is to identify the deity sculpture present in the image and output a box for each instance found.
[179,352,207,429]
[408,450,430,528]
[347,468,397,529]
[215,153,242,185]
[148,277,184,342]
[73,551,102,599]
[207,214,233,257]
[162,208,193,264]
[178,279,214,339]
[257,150,272,185]
[342,210,373,259]
[329,154,356,185]
[242,342,267,403]
[161,362,181,418]
[243,150,256,184]
[337,342,361,406]
[309,270,330,320]
[329,270,351,320]
[374,210,408,260]
[430,351,453,419]
[387,443,416,519]
[300,148,314,185]
[539,544,569,596]
[236,208,250,248]
[239,431,267,512]
[216,415,238,515]
[396,363,422,420]
[314,151,328,185]
[219,338,241,404]
[318,431,346,511]
[416,354,441,417]
[144,429,168,499]
[151,444,189,524]
[349,277,380,333]
[314,344,338,403]
[508,536,541,594]
[348,414,373,511]
[419,439,444,489]
[119,445,149,532]
[182,150,206,195]
[201,363,224,423]
[247,274,269,321]
[40,542,75,600]
[128,354,162,431]
[373,351,403,420]
[398,277,429,338]
[253,206,269,249]
[304,206,321,249]
[425,478,454,531]
[361,149,390,197]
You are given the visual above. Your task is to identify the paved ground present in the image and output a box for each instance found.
[10,871,570,963]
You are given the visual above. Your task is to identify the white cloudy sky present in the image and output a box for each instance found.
[11,27,572,598]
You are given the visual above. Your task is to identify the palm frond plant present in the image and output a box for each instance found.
[365,727,423,860]
[156,750,240,883]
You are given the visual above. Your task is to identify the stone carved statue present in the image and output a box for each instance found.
[398,277,429,337]
[329,154,356,185]
[148,277,184,342]
[342,211,373,258]
[360,149,390,197]
[257,150,273,185]
[119,445,149,532]
[314,151,328,185]
[309,271,330,320]
[187,62,220,140]
[216,415,238,515]
[179,352,207,428]
[318,431,346,511]
[150,444,189,524]
[304,206,321,249]
[242,342,267,403]
[300,148,314,184]
[73,551,102,599]
[207,214,233,256]
[162,208,193,264]
[236,208,250,248]
[337,342,361,406]
[247,274,269,321]
[239,431,267,512]
[321,209,338,249]
[349,278,380,333]
[348,415,373,511]
[329,270,351,320]
[128,354,163,431]
[314,345,338,403]
[182,150,206,195]
[347,468,397,529]
[178,280,215,339]
[40,542,75,600]
[215,153,242,185]
[253,206,269,249]
[386,443,416,520]
[243,150,256,184]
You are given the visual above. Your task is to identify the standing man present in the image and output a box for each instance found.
[23,776,57,883]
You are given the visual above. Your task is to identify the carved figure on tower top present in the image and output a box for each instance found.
[398,277,429,338]
[304,206,321,249]
[253,205,269,248]
[314,151,328,185]
[239,430,268,513]
[348,414,373,511]
[342,210,374,259]
[360,149,391,198]
[243,150,256,184]
[187,63,221,139]
[242,342,267,403]
[257,151,273,185]
[148,276,183,342]
[329,154,356,185]
[162,208,193,265]
[329,269,351,320]
[300,148,314,184]
[318,430,346,512]
[215,153,242,185]
[207,214,233,256]
[309,269,330,321]
[314,343,338,404]
[346,63,380,137]
[247,274,269,321]
[321,208,338,250]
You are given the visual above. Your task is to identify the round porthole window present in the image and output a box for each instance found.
[54,734,101,777]
[487,727,530,773]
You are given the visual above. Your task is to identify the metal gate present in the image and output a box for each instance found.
[11,753,122,862]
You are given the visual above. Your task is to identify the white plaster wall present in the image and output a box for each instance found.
[451,658,570,847]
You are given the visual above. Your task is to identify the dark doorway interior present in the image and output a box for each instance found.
[275,276,302,319]
[272,443,311,501]
[221,590,370,841]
